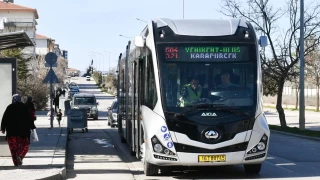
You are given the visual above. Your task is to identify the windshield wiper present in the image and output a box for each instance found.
[175,103,250,117]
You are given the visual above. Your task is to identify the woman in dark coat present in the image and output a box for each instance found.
[25,96,36,121]
[1,94,36,166]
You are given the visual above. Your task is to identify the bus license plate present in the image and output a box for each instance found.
[198,155,226,162]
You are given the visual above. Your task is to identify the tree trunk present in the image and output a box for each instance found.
[276,79,287,127]
[317,86,319,111]
[295,87,299,109]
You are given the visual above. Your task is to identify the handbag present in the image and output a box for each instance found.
[31,129,39,142]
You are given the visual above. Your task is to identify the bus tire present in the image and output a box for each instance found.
[120,136,126,143]
[244,164,262,174]
[144,160,158,176]
[159,166,171,175]
[130,150,136,156]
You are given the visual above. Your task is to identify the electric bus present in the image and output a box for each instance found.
[117,18,269,176]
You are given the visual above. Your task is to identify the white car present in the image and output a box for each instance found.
[86,76,90,81]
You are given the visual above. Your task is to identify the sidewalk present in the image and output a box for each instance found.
[263,104,320,131]
[264,102,320,111]
[0,112,68,180]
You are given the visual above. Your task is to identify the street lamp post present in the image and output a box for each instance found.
[93,51,103,71]
[104,50,112,75]
[299,0,305,130]
[134,17,147,23]
[118,34,133,39]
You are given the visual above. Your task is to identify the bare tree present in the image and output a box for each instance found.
[287,62,300,109]
[220,0,320,127]
[55,57,68,85]
[305,38,320,111]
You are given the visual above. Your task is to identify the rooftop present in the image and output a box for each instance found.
[36,34,49,40]
[0,2,39,19]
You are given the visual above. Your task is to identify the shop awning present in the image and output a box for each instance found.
[0,31,34,50]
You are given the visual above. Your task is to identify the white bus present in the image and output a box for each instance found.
[117,18,269,176]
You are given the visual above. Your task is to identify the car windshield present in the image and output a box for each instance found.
[158,43,257,113]
[74,97,95,105]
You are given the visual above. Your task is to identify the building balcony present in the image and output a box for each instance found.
[1,18,35,29]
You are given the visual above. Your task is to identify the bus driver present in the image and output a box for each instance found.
[179,76,202,107]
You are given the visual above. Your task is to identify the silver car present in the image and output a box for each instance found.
[71,93,99,120]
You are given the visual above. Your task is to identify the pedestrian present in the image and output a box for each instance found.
[53,95,60,113]
[47,107,55,129]
[25,96,36,121]
[56,109,62,127]
[1,94,36,166]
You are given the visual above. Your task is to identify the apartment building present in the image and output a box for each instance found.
[0,0,38,57]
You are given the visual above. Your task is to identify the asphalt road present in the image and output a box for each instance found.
[66,77,320,180]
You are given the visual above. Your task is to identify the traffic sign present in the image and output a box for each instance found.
[45,52,58,66]
[45,62,57,67]
[43,68,60,84]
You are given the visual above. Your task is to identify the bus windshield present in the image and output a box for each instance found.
[158,43,257,113]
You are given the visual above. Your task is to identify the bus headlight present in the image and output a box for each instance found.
[150,136,176,156]
[154,144,163,153]
[247,134,268,154]
[257,142,266,151]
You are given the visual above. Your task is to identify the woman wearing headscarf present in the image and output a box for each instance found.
[25,96,36,121]
[1,94,36,166]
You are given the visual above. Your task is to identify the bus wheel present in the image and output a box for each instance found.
[244,164,262,174]
[130,149,136,156]
[159,166,171,175]
[144,160,159,176]
[120,136,126,143]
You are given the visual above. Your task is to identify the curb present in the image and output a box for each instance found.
[271,130,320,142]
[39,118,68,180]
[38,167,66,180]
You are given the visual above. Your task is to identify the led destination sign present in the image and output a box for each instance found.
[165,46,249,61]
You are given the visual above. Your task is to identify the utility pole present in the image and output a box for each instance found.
[183,0,185,19]
[299,0,305,130]
[261,0,266,61]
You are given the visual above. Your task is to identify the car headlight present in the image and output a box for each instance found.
[91,107,98,111]
[73,107,79,109]
[112,113,117,119]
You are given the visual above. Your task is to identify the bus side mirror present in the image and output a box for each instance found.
[259,36,268,47]
[134,36,145,47]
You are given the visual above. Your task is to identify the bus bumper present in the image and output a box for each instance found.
[147,151,267,166]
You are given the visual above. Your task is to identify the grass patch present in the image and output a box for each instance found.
[97,85,116,96]
[269,125,320,138]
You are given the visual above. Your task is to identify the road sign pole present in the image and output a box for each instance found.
[50,64,53,128]
[43,52,59,129]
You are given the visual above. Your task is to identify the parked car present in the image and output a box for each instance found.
[107,99,118,127]
[71,93,99,120]
[69,82,79,90]
[69,88,79,98]
[86,76,91,81]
